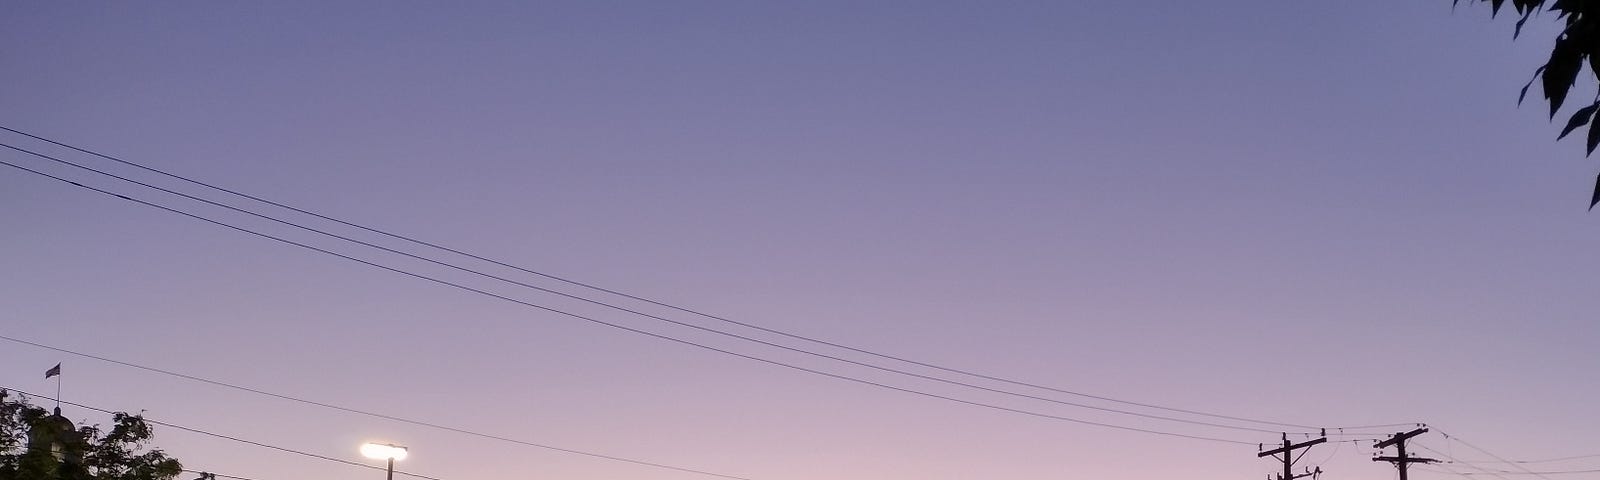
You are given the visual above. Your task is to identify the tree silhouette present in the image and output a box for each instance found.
[0,391,182,480]
[1460,1,1600,207]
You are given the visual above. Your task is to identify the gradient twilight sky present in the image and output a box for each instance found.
[2,2,1598,479]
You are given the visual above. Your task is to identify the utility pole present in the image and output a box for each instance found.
[1259,432,1327,480]
[1373,427,1437,480]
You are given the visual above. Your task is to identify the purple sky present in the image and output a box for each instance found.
[2,2,1598,479]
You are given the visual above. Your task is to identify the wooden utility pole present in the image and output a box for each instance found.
[1373,427,1437,480]
[1259,433,1327,480]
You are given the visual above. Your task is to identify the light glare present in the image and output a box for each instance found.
[361,442,408,461]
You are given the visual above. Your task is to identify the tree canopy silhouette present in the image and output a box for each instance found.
[1460,0,1600,207]
[0,391,182,480]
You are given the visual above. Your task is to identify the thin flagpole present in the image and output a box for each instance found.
[46,363,61,413]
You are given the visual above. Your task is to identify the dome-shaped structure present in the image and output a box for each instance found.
[26,408,87,465]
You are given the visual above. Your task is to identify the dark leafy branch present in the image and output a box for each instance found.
[1459,0,1600,208]
[0,391,182,480]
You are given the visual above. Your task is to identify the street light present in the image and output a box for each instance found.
[361,442,408,480]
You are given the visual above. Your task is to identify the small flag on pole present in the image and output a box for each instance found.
[45,363,61,379]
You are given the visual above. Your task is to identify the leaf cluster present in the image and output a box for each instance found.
[0,391,182,480]
[1462,0,1600,207]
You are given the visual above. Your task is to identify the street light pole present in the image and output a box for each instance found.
[387,457,394,480]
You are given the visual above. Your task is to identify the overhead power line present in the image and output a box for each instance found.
[1443,454,1600,465]
[1433,428,1560,480]
[1427,468,1600,475]
[0,334,753,480]
[1415,443,1519,480]
[1419,466,1509,480]
[184,469,265,480]
[0,140,1286,437]
[0,124,1413,434]
[1411,432,1581,480]
[0,386,447,480]
[0,155,1260,446]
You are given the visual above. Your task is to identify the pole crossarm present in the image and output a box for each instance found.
[1374,457,1439,464]
[1259,437,1327,458]
[1259,433,1328,480]
[1373,427,1433,480]
[1374,428,1428,449]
